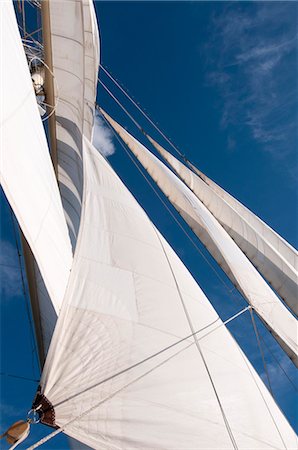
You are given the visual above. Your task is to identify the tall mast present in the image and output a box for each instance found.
[40,0,58,177]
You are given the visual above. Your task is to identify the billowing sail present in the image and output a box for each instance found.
[191,161,298,271]
[34,137,297,449]
[0,1,72,346]
[147,135,298,316]
[48,0,100,250]
[101,110,298,365]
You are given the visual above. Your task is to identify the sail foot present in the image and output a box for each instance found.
[32,389,56,428]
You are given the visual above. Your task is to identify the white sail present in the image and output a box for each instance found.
[147,135,298,316]
[48,0,100,250]
[36,137,297,449]
[101,111,298,365]
[0,2,72,320]
[191,162,297,269]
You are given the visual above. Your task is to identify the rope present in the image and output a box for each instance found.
[26,307,250,449]
[98,80,142,132]
[249,309,273,396]
[0,372,39,383]
[258,333,297,392]
[100,64,186,159]
[236,335,288,450]
[10,210,39,378]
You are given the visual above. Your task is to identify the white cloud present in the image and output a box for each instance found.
[205,3,298,162]
[92,112,115,157]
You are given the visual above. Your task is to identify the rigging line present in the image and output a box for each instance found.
[99,64,186,159]
[98,79,143,132]
[99,109,240,300]
[27,307,250,450]
[50,306,250,410]
[10,210,39,378]
[249,309,273,396]
[235,336,288,450]
[22,0,26,39]
[0,372,39,383]
[258,333,298,392]
[26,341,197,450]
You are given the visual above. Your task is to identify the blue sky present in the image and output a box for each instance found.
[1,1,297,448]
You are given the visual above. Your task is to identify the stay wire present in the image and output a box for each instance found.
[249,308,273,396]
[10,210,39,379]
[98,79,143,132]
[100,64,186,160]
[0,372,39,383]
[258,333,298,392]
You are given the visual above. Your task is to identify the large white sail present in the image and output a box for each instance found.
[48,0,99,250]
[0,2,72,342]
[101,111,298,366]
[146,135,298,316]
[34,137,297,449]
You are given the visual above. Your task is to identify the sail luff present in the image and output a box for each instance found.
[101,110,297,366]
[146,134,298,316]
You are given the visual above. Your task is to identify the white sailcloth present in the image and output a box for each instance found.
[101,110,298,366]
[0,2,72,328]
[146,135,298,316]
[191,161,297,269]
[48,0,100,250]
[37,137,297,449]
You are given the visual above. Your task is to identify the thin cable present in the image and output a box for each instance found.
[52,307,249,411]
[236,337,288,450]
[10,210,39,378]
[249,309,273,396]
[258,333,297,392]
[26,307,250,450]
[98,79,142,132]
[0,372,39,383]
[100,64,186,159]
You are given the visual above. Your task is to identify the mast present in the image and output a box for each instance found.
[40,0,58,177]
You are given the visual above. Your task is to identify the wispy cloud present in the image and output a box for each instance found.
[93,113,115,157]
[205,3,298,162]
[0,240,22,299]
